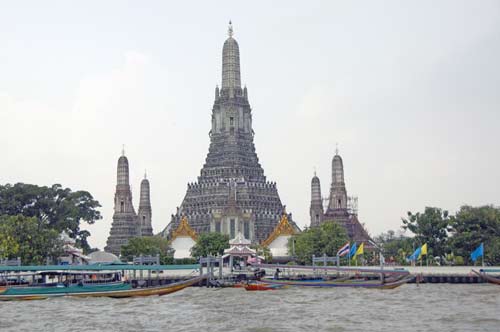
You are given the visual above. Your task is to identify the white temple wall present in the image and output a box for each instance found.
[171,237,196,259]
[268,235,291,257]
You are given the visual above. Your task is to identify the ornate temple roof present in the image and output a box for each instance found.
[171,216,198,241]
[262,214,297,247]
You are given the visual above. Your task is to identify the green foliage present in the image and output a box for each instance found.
[0,215,63,264]
[374,231,414,265]
[190,232,230,258]
[289,221,348,265]
[449,205,500,264]
[173,257,198,265]
[120,236,174,264]
[0,183,102,252]
[380,205,500,266]
[402,207,450,258]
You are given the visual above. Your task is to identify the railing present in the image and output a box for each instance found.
[0,257,21,266]
[133,255,160,265]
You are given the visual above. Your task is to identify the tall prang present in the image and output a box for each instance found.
[309,172,323,227]
[105,150,139,256]
[162,22,296,242]
[105,150,154,256]
[310,148,372,244]
[138,172,153,236]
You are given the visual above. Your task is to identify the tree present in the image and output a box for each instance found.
[190,232,230,258]
[0,183,102,252]
[374,230,414,265]
[289,221,348,265]
[449,205,500,265]
[0,215,63,265]
[402,207,450,258]
[120,236,174,264]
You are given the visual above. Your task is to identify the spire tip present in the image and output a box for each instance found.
[228,20,233,37]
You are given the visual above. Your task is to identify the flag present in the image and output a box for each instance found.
[471,243,484,262]
[408,247,421,261]
[348,243,357,258]
[354,242,364,258]
[337,242,350,257]
[418,243,428,259]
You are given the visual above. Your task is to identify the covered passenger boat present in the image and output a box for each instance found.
[0,274,205,301]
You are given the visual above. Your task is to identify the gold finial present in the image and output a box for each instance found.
[144,169,147,179]
[314,167,317,177]
[122,144,125,156]
[335,143,339,156]
[228,20,233,37]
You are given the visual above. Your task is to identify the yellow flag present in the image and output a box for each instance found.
[418,243,428,259]
[354,242,364,258]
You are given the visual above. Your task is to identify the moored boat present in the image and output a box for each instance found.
[244,282,287,291]
[471,269,500,285]
[0,275,205,301]
[261,275,413,289]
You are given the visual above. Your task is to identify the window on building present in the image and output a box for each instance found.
[244,222,250,239]
[215,221,221,233]
[230,117,234,126]
[338,199,341,207]
[120,201,124,212]
[230,219,235,238]
[142,215,146,224]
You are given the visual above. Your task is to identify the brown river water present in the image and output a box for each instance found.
[0,284,499,332]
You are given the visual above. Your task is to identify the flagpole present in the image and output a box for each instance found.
[482,242,484,267]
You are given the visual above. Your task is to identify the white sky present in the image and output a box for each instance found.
[1,1,499,249]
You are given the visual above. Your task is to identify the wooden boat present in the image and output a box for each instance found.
[244,282,286,291]
[0,275,205,301]
[261,275,413,289]
[471,269,500,285]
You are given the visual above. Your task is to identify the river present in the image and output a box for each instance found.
[1,284,499,332]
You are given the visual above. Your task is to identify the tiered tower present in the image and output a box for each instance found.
[105,150,139,256]
[328,148,348,211]
[138,172,153,236]
[310,148,371,243]
[105,151,153,256]
[163,22,295,242]
[309,172,323,227]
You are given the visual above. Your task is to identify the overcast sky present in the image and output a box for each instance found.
[1,1,499,249]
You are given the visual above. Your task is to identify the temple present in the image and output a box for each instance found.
[170,216,198,259]
[310,148,372,244]
[162,22,297,242]
[262,214,299,258]
[105,150,153,256]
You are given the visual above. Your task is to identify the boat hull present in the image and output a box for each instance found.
[244,282,286,291]
[0,276,204,301]
[471,270,500,285]
[261,276,413,289]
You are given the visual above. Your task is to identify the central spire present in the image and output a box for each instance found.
[221,21,241,91]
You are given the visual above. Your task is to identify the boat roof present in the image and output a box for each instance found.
[0,264,199,272]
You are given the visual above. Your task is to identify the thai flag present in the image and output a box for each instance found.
[337,242,350,257]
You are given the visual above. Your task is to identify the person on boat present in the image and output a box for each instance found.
[274,268,281,280]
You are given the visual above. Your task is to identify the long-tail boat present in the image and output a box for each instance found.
[471,269,500,285]
[0,274,205,301]
[244,281,287,291]
[261,275,412,289]
[255,263,413,289]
